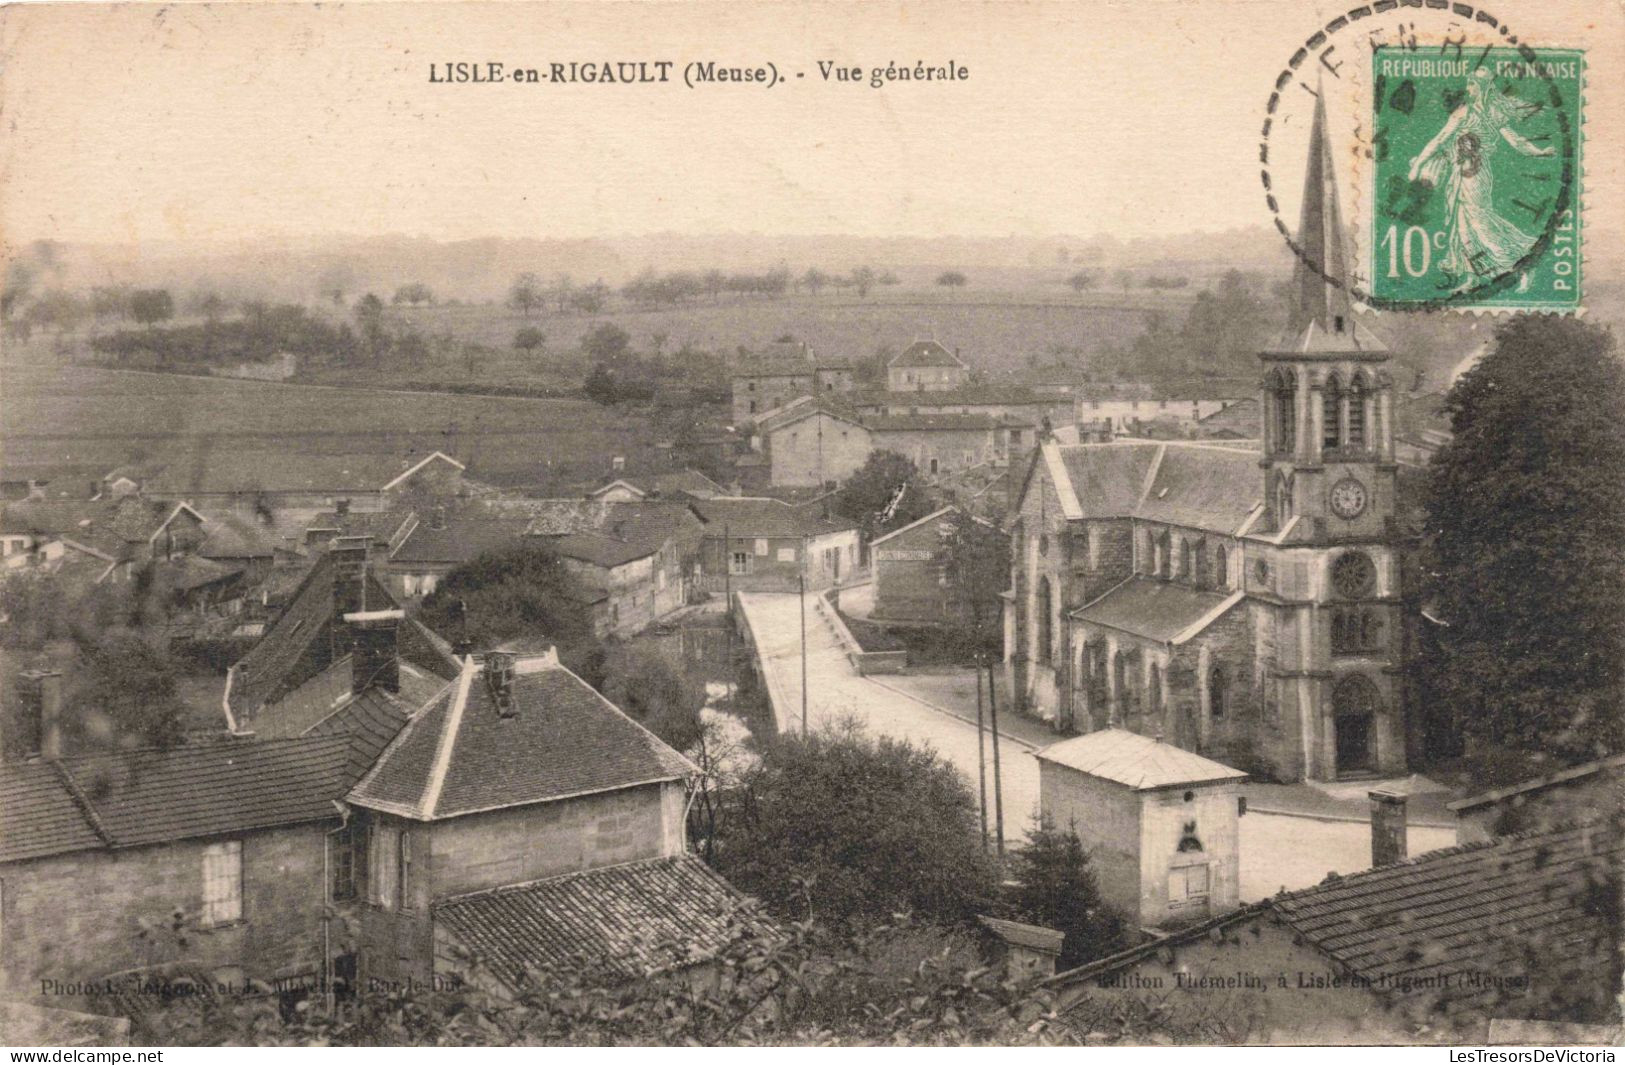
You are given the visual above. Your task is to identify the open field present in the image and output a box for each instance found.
[374,288,1199,373]
[0,358,663,491]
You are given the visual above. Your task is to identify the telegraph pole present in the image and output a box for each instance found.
[799,534,809,736]
[987,653,1005,859]
[723,523,734,704]
[976,665,989,850]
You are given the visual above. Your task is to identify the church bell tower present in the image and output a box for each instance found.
[1259,92,1408,781]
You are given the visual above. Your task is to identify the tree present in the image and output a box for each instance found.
[936,271,968,288]
[571,281,609,314]
[598,646,706,752]
[833,450,934,542]
[1067,270,1095,293]
[581,322,631,363]
[1009,819,1125,967]
[418,540,598,659]
[392,282,435,306]
[801,267,828,296]
[508,272,544,317]
[513,326,546,355]
[713,724,1000,927]
[89,283,133,322]
[941,509,1010,659]
[70,631,187,752]
[129,288,175,329]
[850,266,877,299]
[1423,317,1625,784]
[354,293,388,363]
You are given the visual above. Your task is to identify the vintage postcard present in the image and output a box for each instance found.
[0,0,1621,1051]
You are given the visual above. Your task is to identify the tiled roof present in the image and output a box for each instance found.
[1271,821,1622,1007]
[0,498,192,558]
[889,340,965,369]
[1059,442,1162,517]
[1069,576,1240,643]
[228,552,404,719]
[348,654,696,820]
[198,512,281,559]
[691,497,857,537]
[0,736,353,862]
[550,532,660,569]
[304,678,446,784]
[1035,727,1248,790]
[434,854,759,986]
[389,517,531,565]
[157,554,242,593]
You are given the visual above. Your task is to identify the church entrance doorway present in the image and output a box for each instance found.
[1332,674,1381,776]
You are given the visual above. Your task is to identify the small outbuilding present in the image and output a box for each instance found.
[1035,728,1247,930]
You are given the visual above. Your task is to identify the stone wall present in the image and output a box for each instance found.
[0,823,331,1006]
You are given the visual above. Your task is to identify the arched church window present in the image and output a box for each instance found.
[1331,551,1377,599]
[1275,474,1294,525]
[1215,545,1229,588]
[1274,371,1297,453]
[1209,666,1228,720]
[1360,610,1382,651]
[1149,663,1163,712]
[1180,538,1193,582]
[1036,577,1053,664]
[1348,374,1368,450]
[1194,540,1209,589]
[1322,374,1343,450]
[1156,531,1171,578]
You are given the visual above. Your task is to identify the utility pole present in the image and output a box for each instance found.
[723,523,733,704]
[976,664,989,850]
[987,653,1005,859]
[799,533,809,737]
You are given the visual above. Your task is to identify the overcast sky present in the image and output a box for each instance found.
[1,0,1617,247]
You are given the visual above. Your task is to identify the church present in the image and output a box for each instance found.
[1003,96,1420,782]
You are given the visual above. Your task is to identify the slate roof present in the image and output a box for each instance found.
[1069,576,1240,644]
[691,497,857,537]
[1035,727,1248,790]
[889,340,966,369]
[434,854,760,986]
[228,552,416,719]
[1046,441,1263,537]
[304,678,444,783]
[348,654,696,820]
[1270,821,1623,1006]
[0,736,354,863]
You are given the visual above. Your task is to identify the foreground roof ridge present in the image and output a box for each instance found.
[420,657,476,819]
[50,760,115,847]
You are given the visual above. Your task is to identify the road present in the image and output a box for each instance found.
[736,591,1460,899]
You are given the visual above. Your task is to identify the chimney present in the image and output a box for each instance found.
[18,669,64,760]
[428,505,447,532]
[345,608,403,694]
[335,498,350,518]
[1370,788,1408,867]
[611,455,626,473]
[330,536,370,619]
[484,652,517,717]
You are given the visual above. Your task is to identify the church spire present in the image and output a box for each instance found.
[1289,90,1353,336]
[1272,89,1383,355]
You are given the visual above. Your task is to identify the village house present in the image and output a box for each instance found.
[341,648,744,994]
[691,497,861,593]
[1074,393,1242,438]
[1043,814,1623,1044]
[758,404,872,488]
[0,666,360,1009]
[1447,753,1625,844]
[868,412,1030,479]
[120,450,469,519]
[1005,101,1417,783]
[0,497,208,583]
[869,506,1007,628]
[886,340,969,392]
[845,384,1064,434]
[729,340,854,423]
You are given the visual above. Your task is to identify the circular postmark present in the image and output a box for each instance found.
[1260,4,1581,312]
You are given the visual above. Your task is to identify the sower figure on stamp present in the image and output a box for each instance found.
[1407,67,1556,293]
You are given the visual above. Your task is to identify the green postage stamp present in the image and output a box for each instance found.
[1370,47,1583,311]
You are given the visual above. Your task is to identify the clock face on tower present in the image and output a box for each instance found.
[1330,477,1369,520]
